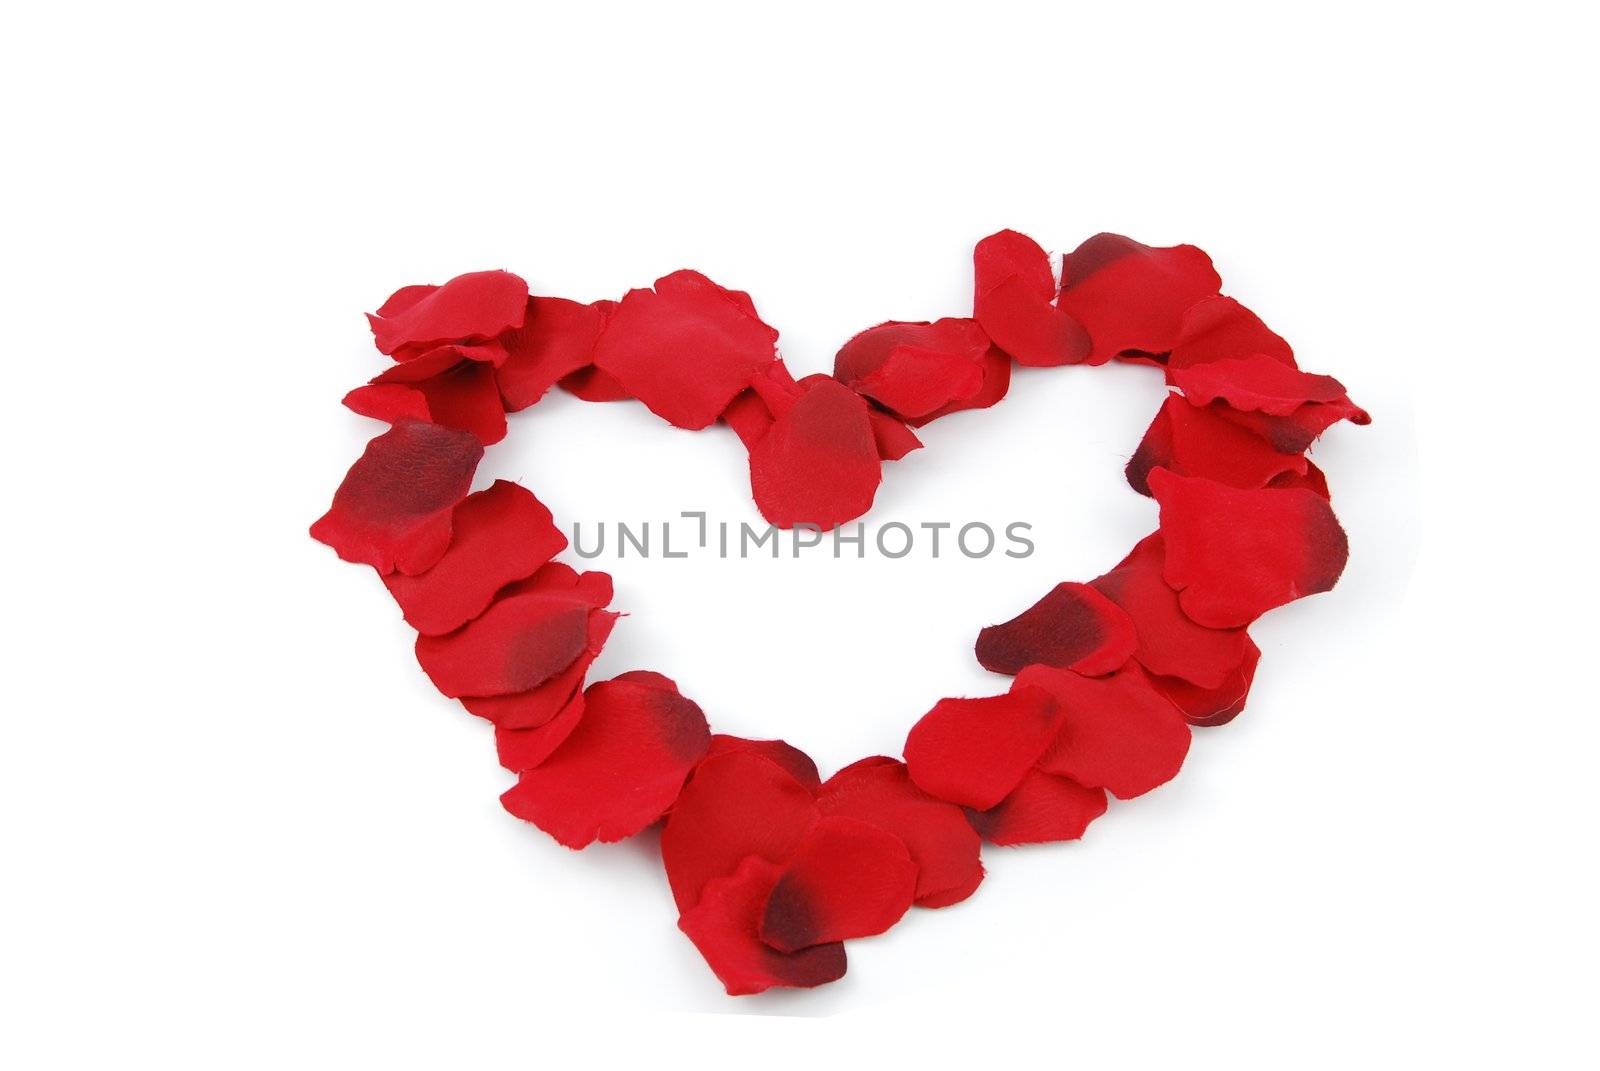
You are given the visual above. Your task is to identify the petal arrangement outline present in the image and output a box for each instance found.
[312,231,1365,995]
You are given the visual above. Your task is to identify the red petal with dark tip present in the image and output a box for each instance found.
[706,735,822,794]
[367,270,529,356]
[1213,397,1372,453]
[497,297,612,412]
[759,816,916,952]
[1126,394,1308,495]
[833,319,989,419]
[749,377,881,530]
[903,688,1063,810]
[678,855,848,996]
[414,592,600,698]
[460,610,616,730]
[1018,663,1192,799]
[975,582,1137,677]
[661,748,820,912]
[1151,469,1350,628]
[592,270,779,429]
[381,481,566,635]
[1090,533,1251,690]
[973,229,1091,366]
[500,674,711,849]
[1167,295,1295,370]
[965,770,1108,845]
[819,758,983,908]
[309,421,482,575]
[1171,355,1358,417]
[1057,234,1222,362]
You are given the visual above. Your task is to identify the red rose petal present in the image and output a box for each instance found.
[460,608,616,729]
[1057,234,1222,362]
[906,345,1014,427]
[965,769,1108,846]
[1213,397,1373,454]
[591,270,779,429]
[1126,394,1308,495]
[1090,533,1251,690]
[493,691,586,772]
[818,758,984,908]
[382,341,510,378]
[497,297,612,412]
[558,364,631,402]
[1269,460,1331,499]
[973,230,1091,366]
[1018,663,1192,799]
[309,420,482,575]
[833,319,989,419]
[1171,355,1358,417]
[721,388,775,449]
[500,673,711,849]
[367,270,529,356]
[759,816,917,952]
[706,735,822,794]
[1149,636,1261,727]
[1150,468,1350,628]
[1168,295,1295,370]
[661,748,820,912]
[903,688,1063,810]
[414,591,599,698]
[678,855,847,996]
[749,377,882,530]
[975,581,1138,677]
[381,481,566,635]
[867,408,924,461]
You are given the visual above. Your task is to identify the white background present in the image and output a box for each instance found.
[3,2,1595,1066]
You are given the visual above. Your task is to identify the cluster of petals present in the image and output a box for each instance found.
[311,230,1365,993]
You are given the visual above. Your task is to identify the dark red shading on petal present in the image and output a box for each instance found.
[903,688,1063,810]
[749,377,881,530]
[906,346,1014,427]
[750,361,805,419]
[381,481,566,635]
[1171,355,1359,418]
[1057,234,1222,362]
[1213,397,1372,454]
[1090,533,1251,690]
[706,735,822,794]
[367,270,529,356]
[591,270,779,429]
[819,758,983,908]
[500,674,710,849]
[381,341,509,379]
[460,609,616,729]
[833,319,989,419]
[310,421,482,575]
[1149,637,1261,727]
[493,691,586,772]
[1018,664,1191,799]
[678,855,848,996]
[1168,295,1295,370]
[975,582,1137,677]
[972,229,1091,367]
[1127,394,1308,495]
[497,297,612,412]
[414,592,596,698]
[965,769,1108,846]
[1150,469,1350,628]
[661,749,820,912]
[759,816,916,952]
